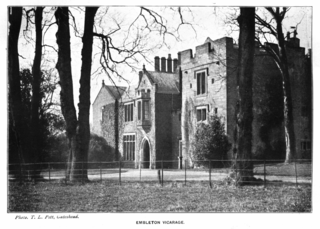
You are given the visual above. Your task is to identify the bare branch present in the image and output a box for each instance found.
[42,44,58,53]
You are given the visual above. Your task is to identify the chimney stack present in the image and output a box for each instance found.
[307,49,311,58]
[167,54,172,73]
[161,57,166,72]
[102,79,105,86]
[173,58,178,72]
[154,56,160,72]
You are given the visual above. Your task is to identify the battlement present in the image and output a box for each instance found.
[178,37,234,65]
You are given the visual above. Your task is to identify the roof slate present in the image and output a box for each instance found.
[145,71,180,94]
[104,85,126,99]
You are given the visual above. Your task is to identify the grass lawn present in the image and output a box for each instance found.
[8,180,311,213]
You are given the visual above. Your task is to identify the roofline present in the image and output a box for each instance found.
[92,85,126,105]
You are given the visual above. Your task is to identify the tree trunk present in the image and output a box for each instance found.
[55,7,79,180]
[76,6,99,180]
[31,7,44,179]
[8,7,25,179]
[263,7,297,163]
[233,7,255,184]
[275,19,296,163]
[55,7,98,181]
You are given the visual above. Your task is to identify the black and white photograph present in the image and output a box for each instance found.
[4,1,318,228]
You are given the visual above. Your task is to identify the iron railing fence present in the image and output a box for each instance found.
[8,159,312,187]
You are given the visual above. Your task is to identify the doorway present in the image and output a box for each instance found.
[142,140,150,169]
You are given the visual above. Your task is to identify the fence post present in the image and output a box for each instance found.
[209,160,212,188]
[161,160,164,187]
[119,159,121,186]
[294,159,298,187]
[184,159,187,186]
[235,158,238,187]
[65,162,67,184]
[82,161,84,184]
[263,159,266,188]
[139,161,141,182]
[48,163,51,182]
[100,162,102,182]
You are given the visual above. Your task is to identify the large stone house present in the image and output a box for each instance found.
[92,34,312,168]
[93,55,182,168]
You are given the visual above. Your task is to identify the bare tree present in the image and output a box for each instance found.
[30,7,44,178]
[55,7,98,181]
[8,7,25,177]
[226,7,302,163]
[233,7,255,184]
[255,7,296,163]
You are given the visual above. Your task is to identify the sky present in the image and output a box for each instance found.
[16,6,312,123]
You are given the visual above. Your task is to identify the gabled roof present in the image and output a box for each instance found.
[92,84,126,105]
[142,70,180,94]
[104,85,126,100]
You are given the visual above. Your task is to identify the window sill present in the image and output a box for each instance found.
[195,93,208,98]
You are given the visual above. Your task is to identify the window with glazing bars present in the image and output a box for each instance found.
[123,135,135,161]
[197,108,207,122]
[124,103,134,122]
[196,71,206,95]
[142,100,150,120]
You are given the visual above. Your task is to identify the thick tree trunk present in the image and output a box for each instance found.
[8,7,25,179]
[77,7,99,180]
[55,7,98,181]
[31,7,44,179]
[55,7,79,180]
[233,7,255,184]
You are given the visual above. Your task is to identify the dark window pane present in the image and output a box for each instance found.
[201,72,206,94]
[197,109,201,121]
[138,101,141,120]
[133,141,135,160]
[124,105,127,122]
[131,141,133,161]
[197,73,200,95]
[202,108,206,121]
[123,142,126,160]
[126,141,129,160]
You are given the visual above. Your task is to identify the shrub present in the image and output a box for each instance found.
[88,133,114,162]
[45,133,114,164]
[192,115,231,168]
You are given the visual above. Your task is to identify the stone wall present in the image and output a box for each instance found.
[180,37,233,167]
[92,87,117,135]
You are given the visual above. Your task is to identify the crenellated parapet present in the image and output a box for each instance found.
[178,37,234,66]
